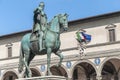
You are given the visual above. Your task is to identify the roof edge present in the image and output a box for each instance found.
[1,10,120,38]
[69,10,120,24]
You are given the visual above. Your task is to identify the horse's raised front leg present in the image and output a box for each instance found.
[47,48,52,76]
[55,50,64,67]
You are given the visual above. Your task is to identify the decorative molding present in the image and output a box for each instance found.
[85,48,120,58]
[5,43,13,47]
[0,41,120,70]
[0,41,120,61]
[0,48,120,70]
[62,41,120,52]
[105,24,116,29]
[0,53,80,70]
[0,56,19,61]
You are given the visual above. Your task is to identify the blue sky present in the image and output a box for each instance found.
[0,0,120,36]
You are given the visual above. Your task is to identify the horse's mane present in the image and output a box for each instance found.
[49,14,61,26]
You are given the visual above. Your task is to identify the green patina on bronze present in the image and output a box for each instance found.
[18,2,68,78]
[30,2,47,51]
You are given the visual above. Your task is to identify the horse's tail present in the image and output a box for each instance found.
[18,46,24,73]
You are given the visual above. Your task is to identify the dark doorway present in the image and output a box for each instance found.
[72,62,96,80]
[3,71,18,80]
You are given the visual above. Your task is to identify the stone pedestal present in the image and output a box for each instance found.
[16,76,66,80]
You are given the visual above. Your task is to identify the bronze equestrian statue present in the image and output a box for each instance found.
[18,2,68,78]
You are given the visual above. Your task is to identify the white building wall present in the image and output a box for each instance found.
[12,42,20,57]
[0,45,7,59]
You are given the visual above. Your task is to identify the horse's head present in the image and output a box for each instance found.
[59,13,69,31]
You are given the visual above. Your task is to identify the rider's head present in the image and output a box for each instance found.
[39,2,45,9]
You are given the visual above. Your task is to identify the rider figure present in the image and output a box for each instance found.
[30,2,47,51]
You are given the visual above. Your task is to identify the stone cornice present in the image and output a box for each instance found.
[84,48,120,59]
[0,41,120,70]
[87,41,120,48]
[0,48,120,70]
[0,54,79,70]
[61,41,120,52]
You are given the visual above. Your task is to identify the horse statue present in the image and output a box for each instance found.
[18,13,68,77]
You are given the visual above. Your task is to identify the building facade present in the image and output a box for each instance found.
[0,11,120,80]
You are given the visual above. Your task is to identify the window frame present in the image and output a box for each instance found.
[105,24,116,42]
[6,43,13,58]
[108,29,116,42]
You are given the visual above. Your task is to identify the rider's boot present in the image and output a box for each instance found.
[42,39,45,49]
[39,31,45,51]
[39,38,43,51]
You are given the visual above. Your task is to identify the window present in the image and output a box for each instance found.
[8,47,12,57]
[105,24,116,42]
[6,43,13,58]
[109,29,116,42]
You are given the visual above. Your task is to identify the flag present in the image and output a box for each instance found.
[81,32,91,42]
[76,32,85,42]
[76,32,91,43]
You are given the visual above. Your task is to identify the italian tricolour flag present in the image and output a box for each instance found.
[76,32,91,43]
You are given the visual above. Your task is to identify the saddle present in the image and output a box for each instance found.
[30,33,39,52]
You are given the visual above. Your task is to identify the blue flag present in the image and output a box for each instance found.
[81,32,91,42]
